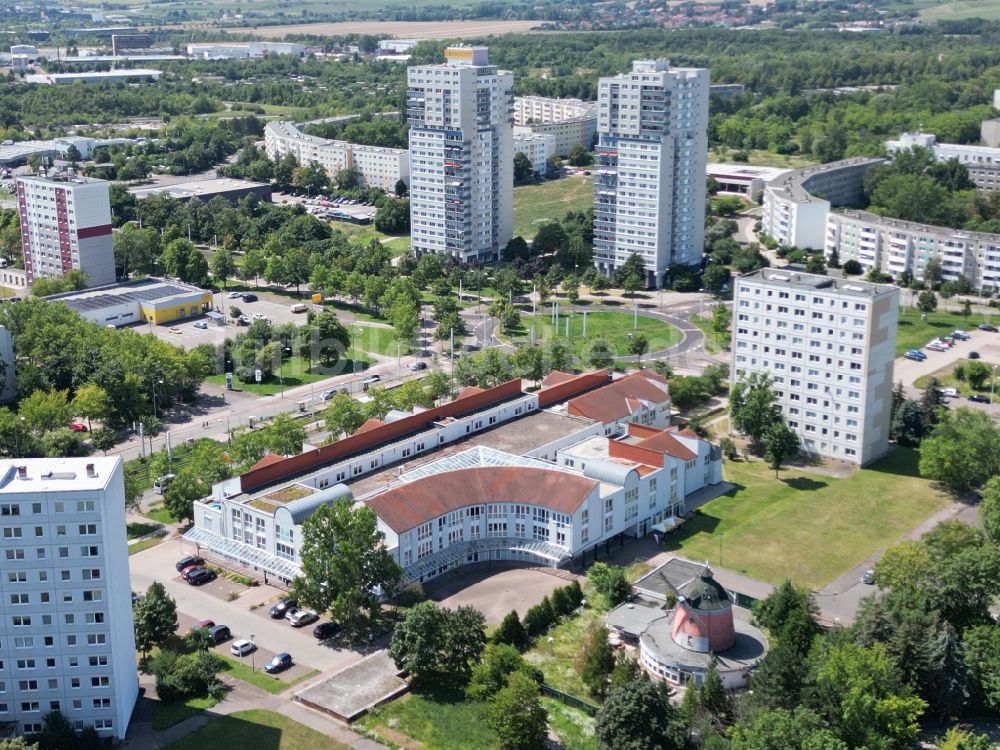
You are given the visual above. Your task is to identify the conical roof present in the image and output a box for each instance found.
[677,564,731,612]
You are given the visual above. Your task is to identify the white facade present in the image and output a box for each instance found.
[264,121,408,191]
[513,129,556,175]
[378,39,417,55]
[24,69,161,84]
[186,42,304,59]
[593,60,710,288]
[16,174,116,288]
[706,163,791,202]
[885,132,1000,193]
[761,158,884,250]
[0,458,138,740]
[406,46,513,262]
[732,269,898,466]
[513,95,599,155]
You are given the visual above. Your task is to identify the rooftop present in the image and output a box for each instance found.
[46,276,207,313]
[566,370,669,424]
[834,207,1000,244]
[0,457,120,494]
[17,173,106,187]
[129,178,269,201]
[765,156,885,205]
[738,268,897,298]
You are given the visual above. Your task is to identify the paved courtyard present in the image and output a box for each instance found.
[423,564,577,623]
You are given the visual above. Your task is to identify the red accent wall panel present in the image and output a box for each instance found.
[76,224,113,240]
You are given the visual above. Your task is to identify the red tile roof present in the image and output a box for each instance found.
[367,466,598,533]
[355,419,386,435]
[249,453,285,471]
[567,370,669,424]
[457,386,486,400]
[541,371,576,387]
[633,431,696,461]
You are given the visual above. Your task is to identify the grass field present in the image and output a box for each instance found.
[206,354,373,395]
[524,606,604,701]
[383,235,411,256]
[509,311,681,358]
[143,505,175,525]
[362,690,499,750]
[127,521,161,539]
[164,709,351,750]
[129,536,165,555]
[689,313,722,354]
[895,308,1000,356]
[352,323,408,357]
[664,448,950,589]
[153,695,218,731]
[920,0,1000,19]
[913,358,997,396]
[708,149,819,168]
[328,221,388,245]
[542,698,597,750]
[513,176,594,239]
[219,656,318,694]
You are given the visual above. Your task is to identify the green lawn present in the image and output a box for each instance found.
[913,358,997,396]
[127,521,161,539]
[152,695,218,731]
[894,308,1000,356]
[206,355,371,396]
[352,324,408,357]
[513,176,594,239]
[164,709,351,750]
[509,311,681,359]
[383,235,411,256]
[541,698,597,750]
[689,313,724,354]
[362,690,499,750]
[708,149,819,169]
[143,505,175,525]
[524,606,605,701]
[219,656,318,694]
[129,536,165,555]
[664,448,950,589]
[320,298,386,325]
[328,221,388,245]
[921,0,1000,20]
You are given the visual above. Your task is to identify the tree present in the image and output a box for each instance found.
[763,421,800,477]
[935,728,995,750]
[702,263,730,294]
[753,579,819,637]
[980,475,1000,544]
[962,624,1000,712]
[730,372,781,454]
[891,399,927,447]
[292,499,402,637]
[805,253,827,275]
[588,562,630,606]
[0,738,39,750]
[468,643,541,701]
[210,248,236,288]
[917,290,938,313]
[843,259,863,275]
[513,151,534,185]
[394,178,408,197]
[19,388,72,434]
[389,601,486,687]
[532,221,568,257]
[242,248,266,287]
[493,609,529,651]
[583,337,615,370]
[730,707,847,750]
[323,393,366,439]
[72,383,111,431]
[133,581,177,656]
[579,622,616,698]
[523,597,556,637]
[628,332,649,368]
[485,672,548,750]
[374,197,410,234]
[162,472,208,523]
[964,360,991,390]
[91,426,117,454]
[919,407,1000,493]
[567,143,593,167]
[699,665,730,719]
[545,154,563,179]
[596,675,685,750]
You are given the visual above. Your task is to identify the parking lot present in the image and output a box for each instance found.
[141,295,310,350]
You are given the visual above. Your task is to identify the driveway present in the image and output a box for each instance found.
[143,296,309,351]
[129,537,364,674]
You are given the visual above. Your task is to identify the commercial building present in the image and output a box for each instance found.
[46,277,213,327]
[183,370,724,584]
[885,131,1000,193]
[9,44,36,70]
[512,129,556,175]
[16,174,116,288]
[761,157,884,250]
[0,457,138,740]
[512,96,598,157]
[377,39,418,56]
[185,42,305,59]
[709,83,745,100]
[128,178,272,204]
[24,69,162,84]
[706,163,791,202]
[593,59,710,287]
[731,269,898,465]
[263,121,408,191]
[0,137,137,168]
[407,46,514,262]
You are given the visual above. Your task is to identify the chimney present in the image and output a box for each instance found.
[86,463,96,478]
[16,465,27,479]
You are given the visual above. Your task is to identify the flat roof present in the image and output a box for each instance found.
[737,268,897,298]
[46,277,208,313]
[707,163,791,181]
[129,178,269,201]
[0,457,119,494]
[18,173,106,187]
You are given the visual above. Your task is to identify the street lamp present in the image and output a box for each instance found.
[991,364,998,405]
[13,416,24,458]
[151,379,164,419]
[250,633,255,672]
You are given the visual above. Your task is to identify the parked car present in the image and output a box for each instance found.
[969,394,992,403]
[228,291,243,299]
[321,389,338,401]
[288,609,319,628]
[155,474,177,494]
[290,303,308,313]
[409,361,427,371]
[926,342,948,352]
[969,351,981,359]
[207,624,231,644]
[940,336,955,346]
[168,327,181,334]
[69,423,88,432]
[952,330,971,340]
[252,313,269,322]
[264,653,293,674]
[231,639,256,657]
[979,324,998,332]
[193,321,208,330]
[313,622,341,640]
[861,569,875,585]
[186,568,217,586]
[269,597,296,619]
[192,619,215,632]
[242,293,258,303]
[176,555,205,572]
[362,374,381,385]
[237,315,251,326]
[180,565,204,579]
[937,387,959,398]
[905,349,926,359]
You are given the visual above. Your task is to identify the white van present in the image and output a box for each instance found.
[290,303,308,313]
[153,474,176,494]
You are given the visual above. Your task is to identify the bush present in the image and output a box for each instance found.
[523,597,556,637]
[467,643,543,701]
[551,585,575,618]
[151,649,224,703]
[720,437,738,460]
[565,579,585,609]
[588,563,631,606]
[493,609,529,651]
